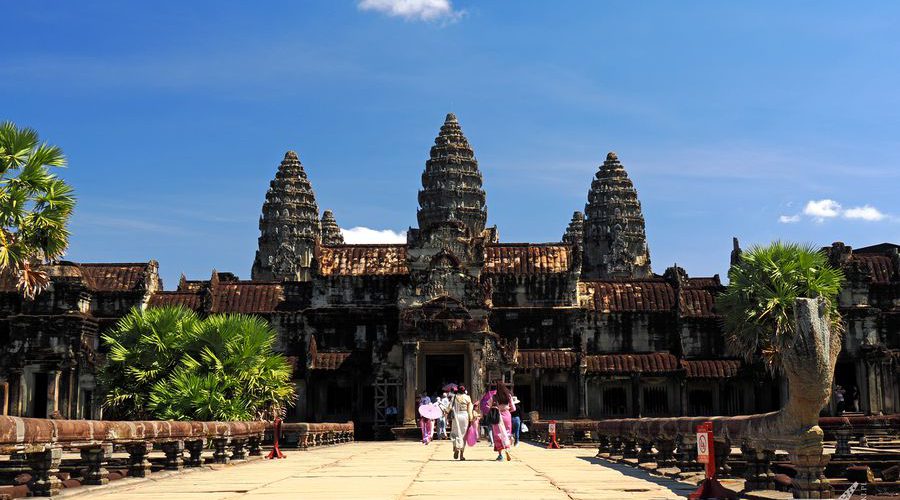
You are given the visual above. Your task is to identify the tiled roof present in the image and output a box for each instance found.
[311,351,352,370]
[516,349,578,369]
[209,283,283,314]
[679,288,719,318]
[586,352,679,374]
[318,245,409,276]
[483,244,571,275]
[80,263,150,292]
[853,255,898,284]
[148,291,203,311]
[148,282,284,314]
[579,280,676,313]
[682,359,741,378]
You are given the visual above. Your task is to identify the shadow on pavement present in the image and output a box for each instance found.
[577,456,696,497]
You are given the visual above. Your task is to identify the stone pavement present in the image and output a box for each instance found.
[65,441,696,499]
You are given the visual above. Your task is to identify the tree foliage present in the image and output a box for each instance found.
[718,241,844,373]
[0,122,76,297]
[100,306,295,421]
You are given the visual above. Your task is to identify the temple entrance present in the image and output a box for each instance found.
[425,354,464,396]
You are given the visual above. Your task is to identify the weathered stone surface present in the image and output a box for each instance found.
[251,151,321,281]
[582,152,652,279]
[320,209,344,246]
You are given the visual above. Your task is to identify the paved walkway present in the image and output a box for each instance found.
[69,442,696,500]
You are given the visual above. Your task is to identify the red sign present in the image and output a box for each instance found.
[547,419,560,449]
[696,431,710,463]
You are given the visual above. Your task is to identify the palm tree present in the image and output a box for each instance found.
[0,122,76,298]
[101,307,295,421]
[718,241,844,373]
[100,305,200,419]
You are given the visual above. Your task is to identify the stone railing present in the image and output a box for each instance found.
[0,416,353,497]
[271,421,355,449]
[818,415,900,457]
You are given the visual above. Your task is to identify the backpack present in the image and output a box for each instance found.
[485,407,501,426]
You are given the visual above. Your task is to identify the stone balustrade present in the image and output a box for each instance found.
[529,415,900,499]
[271,421,355,449]
[0,416,354,497]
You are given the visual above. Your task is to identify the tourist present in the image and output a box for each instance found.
[419,392,434,444]
[491,381,515,461]
[834,384,846,415]
[448,386,474,460]
[436,392,450,439]
[510,395,522,446]
[385,405,398,426]
[479,383,497,446]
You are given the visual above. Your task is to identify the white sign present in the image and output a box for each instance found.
[696,433,709,464]
[548,422,556,435]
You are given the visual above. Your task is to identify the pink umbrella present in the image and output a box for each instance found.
[418,403,443,420]
[442,383,458,392]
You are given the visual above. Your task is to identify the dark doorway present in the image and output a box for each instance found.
[32,372,48,418]
[425,354,464,396]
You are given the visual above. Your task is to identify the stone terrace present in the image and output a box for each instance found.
[65,441,696,500]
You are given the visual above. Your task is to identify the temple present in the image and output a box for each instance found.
[0,114,897,438]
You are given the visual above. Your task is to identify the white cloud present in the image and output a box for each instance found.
[341,226,407,244]
[358,0,463,22]
[843,205,886,221]
[778,214,801,224]
[803,199,842,219]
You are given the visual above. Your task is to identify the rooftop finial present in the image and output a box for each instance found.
[285,150,299,161]
[445,112,458,124]
[606,151,618,162]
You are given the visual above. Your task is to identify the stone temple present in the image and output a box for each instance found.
[0,113,897,438]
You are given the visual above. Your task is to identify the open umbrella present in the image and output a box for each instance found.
[418,403,443,420]
[442,383,458,392]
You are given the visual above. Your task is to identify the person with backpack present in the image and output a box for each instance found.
[490,381,515,461]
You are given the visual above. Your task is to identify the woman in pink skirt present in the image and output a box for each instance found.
[491,381,515,461]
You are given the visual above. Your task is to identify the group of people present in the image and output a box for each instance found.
[418,381,523,462]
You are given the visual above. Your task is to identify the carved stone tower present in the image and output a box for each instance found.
[320,210,344,246]
[416,112,488,245]
[251,151,321,281]
[582,152,652,279]
[563,211,585,246]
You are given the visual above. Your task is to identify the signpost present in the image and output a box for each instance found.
[547,419,560,449]
[266,417,286,459]
[688,421,737,500]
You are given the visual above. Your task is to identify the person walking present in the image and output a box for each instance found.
[436,392,450,440]
[491,381,515,461]
[418,392,434,445]
[480,383,497,446]
[448,386,474,460]
[510,396,522,446]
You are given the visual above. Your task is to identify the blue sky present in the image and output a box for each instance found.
[4,1,899,288]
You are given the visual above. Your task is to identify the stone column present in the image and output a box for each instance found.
[741,442,775,491]
[676,434,701,472]
[26,447,62,497]
[789,451,833,499]
[833,429,852,458]
[47,369,61,417]
[126,442,153,477]
[622,435,638,459]
[576,360,588,419]
[185,439,205,467]
[470,343,484,397]
[656,438,676,468]
[80,444,111,485]
[402,341,419,425]
[713,438,732,477]
[248,435,263,456]
[161,440,184,470]
[231,438,247,461]
[637,438,654,464]
[212,438,230,464]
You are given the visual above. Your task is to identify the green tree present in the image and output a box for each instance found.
[101,307,295,421]
[0,122,76,297]
[718,241,844,373]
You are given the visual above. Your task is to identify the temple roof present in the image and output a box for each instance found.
[852,254,898,284]
[318,244,409,276]
[586,352,679,374]
[320,210,344,246]
[148,281,284,314]
[514,350,742,378]
[483,244,572,275]
[0,262,155,293]
[578,279,676,313]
